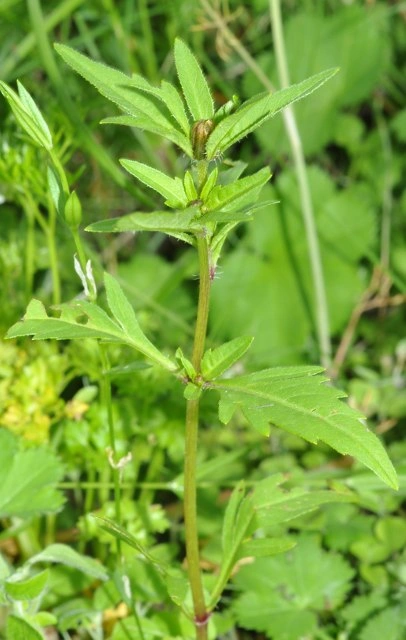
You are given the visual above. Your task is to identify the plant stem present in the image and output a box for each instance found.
[99,345,122,558]
[269,0,331,369]
[184,234,211,639]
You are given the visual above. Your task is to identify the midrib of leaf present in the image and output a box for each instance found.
[213,380,397,488]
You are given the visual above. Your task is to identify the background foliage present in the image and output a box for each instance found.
[0,1,405,639]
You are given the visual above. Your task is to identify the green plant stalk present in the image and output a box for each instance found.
[99,345,122,558]
[23,203,35,301]
[184,234,212,639]
[137,0,159,81]
[46,194,61,305]
[269,0,331,369]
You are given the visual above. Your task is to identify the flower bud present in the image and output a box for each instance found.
[191,119,214,160]
[64,190,82,229]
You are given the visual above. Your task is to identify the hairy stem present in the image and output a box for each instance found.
[184,234,211,638]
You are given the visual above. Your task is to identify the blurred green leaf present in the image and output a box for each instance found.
[233,536,354,640]
[6,615,44,640]
[0,80,52,150]
[28,544,108,581]
[5,570,49,602]
[0,430,64,518]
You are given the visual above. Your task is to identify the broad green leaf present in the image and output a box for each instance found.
[359,604,406,640]
[212,367,398,489]
[233,536,354,640]
[174,38,214,120]
[0,430,64,519]
[160,80,190,134]
[206,67,339,159]
[205,167,271,212]
[101,115,192,155]
[6,615,43,640]
[0,81,52,150]
[120,159,187,207]
[201,336,253,380]
[5,570,49,601]
[28,544,108,581]
[54,44,179,135]
[103,272,176,371]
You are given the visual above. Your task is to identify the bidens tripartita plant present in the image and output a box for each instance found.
[4,38,397,640]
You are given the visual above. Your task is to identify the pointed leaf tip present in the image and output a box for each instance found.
[174,38,214,121]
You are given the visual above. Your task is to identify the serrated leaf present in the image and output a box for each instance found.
[206,67,339,159]
[6,615,44,640]
[174,38,214,120]
[0,81,52,150]
[28,544,108,581]
[0,430,64,519]
[201,336,253,380]
[120,159,187,207]
[103,272,176,371]
[5,570,49,601]
[54,44,177,135]
[6,297,121,342]
[7,283,175,371]
[213,367,398,489]
[101,115,192,155]
[205,167,271,212]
